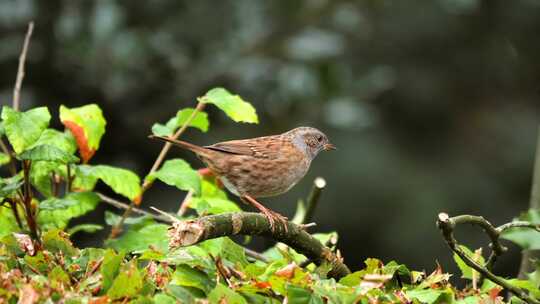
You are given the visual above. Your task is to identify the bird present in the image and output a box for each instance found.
[149,126,335,231]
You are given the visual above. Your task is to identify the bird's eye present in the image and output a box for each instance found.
[316,135,323,142]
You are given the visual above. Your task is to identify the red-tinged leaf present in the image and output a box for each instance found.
[275,263,297,279]
[489,287,502,300]
[60,104,106,163]
[253,281,272,289]
[63,120,94,163]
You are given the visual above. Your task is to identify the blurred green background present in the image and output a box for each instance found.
[1,0,540,278]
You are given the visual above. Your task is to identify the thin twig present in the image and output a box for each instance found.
[96,192,173,223]
[13,21,34,111]
[22,160,39,242]
[437,213,540,304]
[112,101,206,236]
[304,177,326,224]
[66,164,72,193]
[177,190,194,216]
[519,126,540,279]
[244,247,270,263]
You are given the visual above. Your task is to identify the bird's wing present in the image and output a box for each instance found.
[204,136,285,159]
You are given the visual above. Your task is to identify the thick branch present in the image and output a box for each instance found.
[437,213,540,304]
[168,212,351,279]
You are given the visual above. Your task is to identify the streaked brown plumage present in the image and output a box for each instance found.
[150,127,335,230]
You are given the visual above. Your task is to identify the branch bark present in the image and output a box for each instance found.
[168,212,351,279]
[437,213,540,304]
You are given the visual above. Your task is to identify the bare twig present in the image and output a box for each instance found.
[519,126,540,279]
[112,101,206,236]
[244,247,270,263]
[177,190,194,216]
[22,160,39,242]
[437,213,540,304]
[13,22,34,111]
[168,212,351,279]
[96,193,173,223]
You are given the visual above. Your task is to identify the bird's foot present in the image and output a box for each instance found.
[260,208,288,233]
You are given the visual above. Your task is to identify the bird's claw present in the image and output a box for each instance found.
[261,209,288,233]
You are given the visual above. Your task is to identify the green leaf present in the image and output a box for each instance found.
[42,229,78,256]
[89,165,141,201]
[0,152,10,166]
[405,289,445,304]
[0,175,24,199]
[208,284,247,304]
[153,293,177,304]
[190,197,241,215]
[199,237,249,266]
[453,245,485,280]
[18,144,79,163]
[501,210,540,250]
[200,87,258,123]
[29,161,62,197]
[106,223,169,253]
[146,159,200,195]
[101,249,124,292]
[107,260,143,300]
[172,264,214,294]
[1,106,51,153]
[151,108,209,136]
[506,279,540,299]
[67,224,103,235]
[59,104,106,163]
[0,206,20,238]
[176,108,209,132]
[37,191,100,229]
[31,129,77,154]
[72,164,98,191]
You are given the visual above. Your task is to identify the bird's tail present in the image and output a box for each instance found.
[148,135,208,155]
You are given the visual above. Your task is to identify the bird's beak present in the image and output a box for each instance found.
[323,143,337,151]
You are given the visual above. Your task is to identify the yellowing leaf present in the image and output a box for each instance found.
[200,88,258,123]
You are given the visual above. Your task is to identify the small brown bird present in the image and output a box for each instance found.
[150,127,335,230]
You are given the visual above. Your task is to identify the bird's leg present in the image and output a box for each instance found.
[241,195,288,232]
[198,168,223,188]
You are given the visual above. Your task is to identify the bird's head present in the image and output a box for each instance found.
[287,127,336,160]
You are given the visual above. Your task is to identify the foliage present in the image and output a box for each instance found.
[0,87,539,303]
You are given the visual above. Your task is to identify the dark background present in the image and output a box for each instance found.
[1,0,540,278]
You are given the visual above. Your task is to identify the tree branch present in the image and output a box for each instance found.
[168,212,351,279]
[437,213,540,304]
[13,21,34,111]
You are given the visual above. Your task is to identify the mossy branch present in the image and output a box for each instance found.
[168,212,351,279]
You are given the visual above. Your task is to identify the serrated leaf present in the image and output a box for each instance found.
[89,165,141,201]
[199,237,249,266]
[107,260,144,300]
[200,88,258,123]
[37,192,100,229]
[208,284,247,304]
[60,104,106,163]
[405,289,445,304]
[18,144,79,163]
[0,152,9,166]
[146,159,200,195]
[0,175,24,199]
[1,106,51,154]
[72,164,98,191]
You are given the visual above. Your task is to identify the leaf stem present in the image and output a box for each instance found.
[110,101,206,237]
[13,21,34,111]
